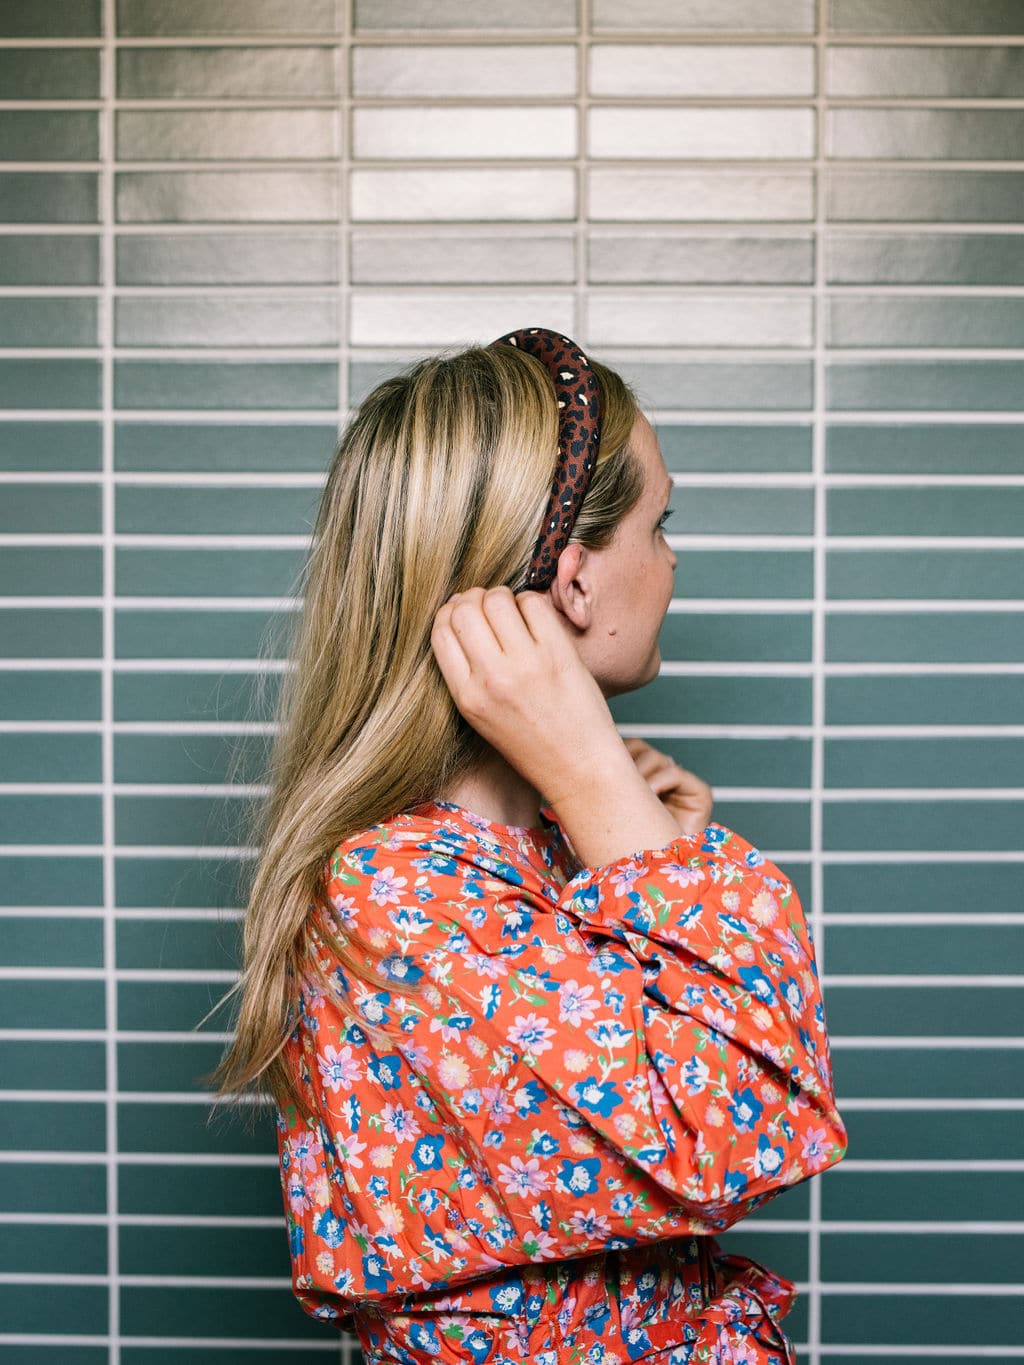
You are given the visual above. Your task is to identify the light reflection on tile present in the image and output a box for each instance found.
[351,169,576,221]
[591,0,815,33]
[116,171,339,222]
[115,296,339,347]
[827,169,1024,222]
[116,110,338,162]
[349,290,574,346]
[591,169,814,221]
[351,232,574,283]
[352,107,576,161]
[116,232,339,285]
[829,295,1024,348]
[353,0,576,31]
[589,292,813,347]
[351,44,576,97]
[117,0,337,36]
[591,107,815,160]
[117,46,339,98]
[829,109,1024,161]
[590,44,815,97]
[828,45,1024,98]
[828,232,1024,285]
[589,233,813,284]
[829,0,1024,36]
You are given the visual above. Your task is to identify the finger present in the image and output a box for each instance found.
[429,607,474,697]
[479,585,538,656]
[514,589,570,649]
[444,589,508,676]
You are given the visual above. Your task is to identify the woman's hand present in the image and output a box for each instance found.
[430,587,624,804]
[622,737,713,837]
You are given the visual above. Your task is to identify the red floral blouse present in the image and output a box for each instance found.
[276,798,848,1365]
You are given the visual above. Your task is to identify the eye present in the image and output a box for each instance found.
[657,508,674,532]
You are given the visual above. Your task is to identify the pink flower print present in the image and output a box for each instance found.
[773,925,806,963]
[569,1208,611,1239]
[482,1085,515,1126]
[398,1040,433,1071]
[332,1133,367,1168]
[369,866,408,907]
[381,1102,422,1143]
[317,1043,362,1093]
[328,892,359,928]
[496,1155,551,1197]
[508,1012,556,1056]
[558,979,600,1027]
[664,862,705,889]
[801,1126,831,1172]
[289,1127,324,1175]
[463,953,505,979]
[608,860,647,896]
[702,1006,736,1036]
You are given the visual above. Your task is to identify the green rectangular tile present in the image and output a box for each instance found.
[0,483,100,533]
[113,669,274,723]
[0,1222,107,1275]
[596,360,814,411]
[824,798,1024,852]
[118,980,237,1034]
[828,169,1024,223]
[114,360,338,409]
[842,1107,1024,1161]
[0,978,104,1031]
[0,607,101,658]
[825,1229,1024,1289]
[0,47,99,98]
[117,917,241,972]
[118,1101,273,1157]
[664,610,812,661]
[0,420,101,472]
[828,232,1024,286]
[0,360,100,410]
[826,674,1024,726]
[115,294,337,348]
[824,861,1022,916]
[828,549,1024,599]
[0,234,99,286]
[0,172,97,223]
[117,0,337,34]
[657,423,813,472]
[0,1159,105,1213]
[0,546,102,595]
[117,45,339,98]
[833,1046,1023,1098]
[670,488,814,535]
[120,1350,339,1365]
[120,1223,287,1279]
[116,546,304,597]
[821,1291,1024,1345]
[119,1284,325,1340]
[827,611,1024,662]
[678,549,813,599]
[714,1231,808,1284]
[115,607,287,659]
[116,169,339,224]
[0,1100,106,1152]
[0,731,101,782]
[0,298,100,353]
[828,45,1024,97]
[828,361,1024,411]
[0,916,103,969]
[114,420,334,472]
[114,792,255,845]
[114,732,269,785]
[118,1157,280,1214]
[0,671,101,722]
[115,854,249,909]
[0,1285,108,1337]
[0,111,98,161]
[0,855,102,906]
[830,295,1024,348]
[610,674,812,727]
[748,1181,810,1225]
[589,233,814,284]
[830,0,1024,35]
[116,486,318,536]
[115,231,339,285]
[827,923,1024,977]
[826,736,1024,788]
[117,1038,232,1091]
[3,1040,106,1090]
[831,110,1024,162]
[827,423,1024,474]
[707,799,810,852]
[826,985,1023,1037]
[650,737,811,788]
[0,794,101,844]
[0,0,100,34]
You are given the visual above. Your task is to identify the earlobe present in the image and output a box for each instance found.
[550,543,592,632]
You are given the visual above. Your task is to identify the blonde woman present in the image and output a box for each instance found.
[207,329,847,1365]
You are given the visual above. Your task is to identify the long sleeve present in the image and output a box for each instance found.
[278,814,847,1319]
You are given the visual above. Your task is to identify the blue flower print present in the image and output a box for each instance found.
[417,1187,441,1214]
[482,983,501,1019]
[738,966,777,1005]
[482,1128,505,1149]
[489,1279,524,1315]
[423,1227,453,1259]
[531,1198,552,1230]
[464,1328,494,1363]
[529,1130,559,1157]
[368,1053,402,1090]
[367,1174,388,1199]
[379,953,424,985]
[589,946,633,976]
[625,1327,653,1361]
[361,1250,393,1293]
[724,1168,749,1199]
[412,1134,445,1171]
[749,1132,786,1181]
[409,1321,442,1355]
[728,1086,764,1133]
[587,1019,634,1050]
[289,1220,305,1256]
[512,1079,546,1118]
[570,1077,622,1118]
[312,1208,346,1248]
[556,1156,601,1196]
[500,903,534,940]
[781,976,804,1013]
[683,1055,710,1095]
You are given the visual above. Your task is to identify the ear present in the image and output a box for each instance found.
[547,542,593,631]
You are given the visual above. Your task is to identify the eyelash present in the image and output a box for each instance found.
[657,509,674,531]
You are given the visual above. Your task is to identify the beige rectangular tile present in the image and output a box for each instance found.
[349,289,574,346]
[351,44,576,97]
[592,0,815,32]
[353,0,576,30]
[351,232,574,283]
[590,106,815,159]
[589,232,813,284]
[352,106,576,160]
[117,0,337,35]
[350,168,575,221]
[117,170,339,223]
[117,110,338,162]
[117,45,339,99]
[115,296,339,347]
[828,45,1024,98]
[116,231,339,285]
[589,291,812,347]
[590,43,814,97]
[590,168,814,221]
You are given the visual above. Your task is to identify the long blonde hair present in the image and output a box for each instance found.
[201,341,644,1124]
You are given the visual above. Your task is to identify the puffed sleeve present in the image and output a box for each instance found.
[284,816,848,1305]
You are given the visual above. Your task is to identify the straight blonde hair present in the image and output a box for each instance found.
[201,342,645,1125]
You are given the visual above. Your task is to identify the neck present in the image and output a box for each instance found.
[438,745,545,829]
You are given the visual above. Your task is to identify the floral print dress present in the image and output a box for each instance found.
[276,798,848,1365]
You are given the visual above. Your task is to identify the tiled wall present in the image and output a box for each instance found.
[2,0,1023,1361]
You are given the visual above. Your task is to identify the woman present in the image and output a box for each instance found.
[207,328,848,1365]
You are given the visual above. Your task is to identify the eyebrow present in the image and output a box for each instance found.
[662,478,674,502]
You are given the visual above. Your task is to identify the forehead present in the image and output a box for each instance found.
[631,412,671,495]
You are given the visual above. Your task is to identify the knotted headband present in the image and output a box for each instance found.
[490,326,602,591]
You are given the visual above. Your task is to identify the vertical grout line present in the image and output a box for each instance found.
[809,3,829,1364]
[577,0,589,345]
[100,0,119,1362]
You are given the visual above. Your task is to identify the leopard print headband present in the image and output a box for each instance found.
[490,326,602,591]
